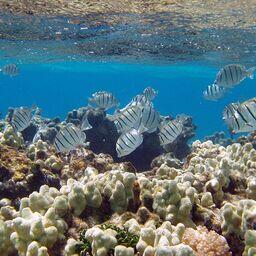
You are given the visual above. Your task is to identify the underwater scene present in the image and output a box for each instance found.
[1,2,256,256]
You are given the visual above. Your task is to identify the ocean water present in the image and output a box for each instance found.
[1,61,256,140]
[1,13,256,140]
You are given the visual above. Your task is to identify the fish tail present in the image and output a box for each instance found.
[246,67,256,79]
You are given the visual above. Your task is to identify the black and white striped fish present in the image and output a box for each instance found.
[203,84,226,101]
[136,105,160,133]
[158,119,183,146]
[88,91,119,110]
[81,113,92,131]
[214,64,255,88]
[0,64,19,77]
[116,128,143,157]
[223,100,256,134]
[114,105,142,133]
[130,94,152,107]
[11,107,34,132]
[54,123,86,153]
[143,87,157,101]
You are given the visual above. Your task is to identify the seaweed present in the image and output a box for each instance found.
[75,229,92,256]
[75,223,139,256]
[100,223,139,248]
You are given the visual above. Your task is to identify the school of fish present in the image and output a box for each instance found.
[4,87,183,157]
[3,62,256,138]
[203,64,255,101]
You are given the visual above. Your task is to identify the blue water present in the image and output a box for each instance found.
[1,12,256,140]
[0,60,255,139]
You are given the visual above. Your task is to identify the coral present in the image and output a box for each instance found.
[182,226,231,256]
[45,155,63,172]
[64,238,80,256]
[0,144,32,183]
[221,199,256,237]
[114,245,134,256]
[204,131,234,147]
[0,124,24,148]
[244,230,256,256]
[84,226,118,256]
[3,185,69,256]
[1,127,256,256]
[246,176,256,200]
[0,219,15,256]
[152,179,197,227]
[27,139,50,160]
[135,220,187,254]
[151,153,183,169]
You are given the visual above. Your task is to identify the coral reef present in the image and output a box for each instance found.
[0,143,60,200]
[1,107,256,256]
[66,107,195,170]
[203,131,234,147]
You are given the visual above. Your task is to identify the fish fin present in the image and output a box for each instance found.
[246,67,255,79]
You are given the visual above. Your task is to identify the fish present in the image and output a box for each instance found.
[116,128,143,157]
[114,105,143,133]
[158,119,183,146]
[54,123,86,153]
[0,63,19,77]
[88,91,119,110]
[130,94,152,107]
[81,113,92,131]
[136,105,160,133]
[214,64,255,88]
[32,123,48,143]
[143,87,158,101]
[203,84,226,101]
[223,99,256,134]
[11,106,34,132]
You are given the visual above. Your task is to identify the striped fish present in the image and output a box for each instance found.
[88,91,119,110]
[158,119,183,146]
[130,94,152,107]
[241,98,256,128]
[143,87,157,101]
[223,102,252,133]
[203,84,226,101]
[136,105,160,133]
[11,107,33,132]
[223,100,256,133]
[0,64,19,77]
[116,128,143,157]
[81,113,92,131]
[54,123,86,153]
[214,64,255,88]
[114,105,142,133]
